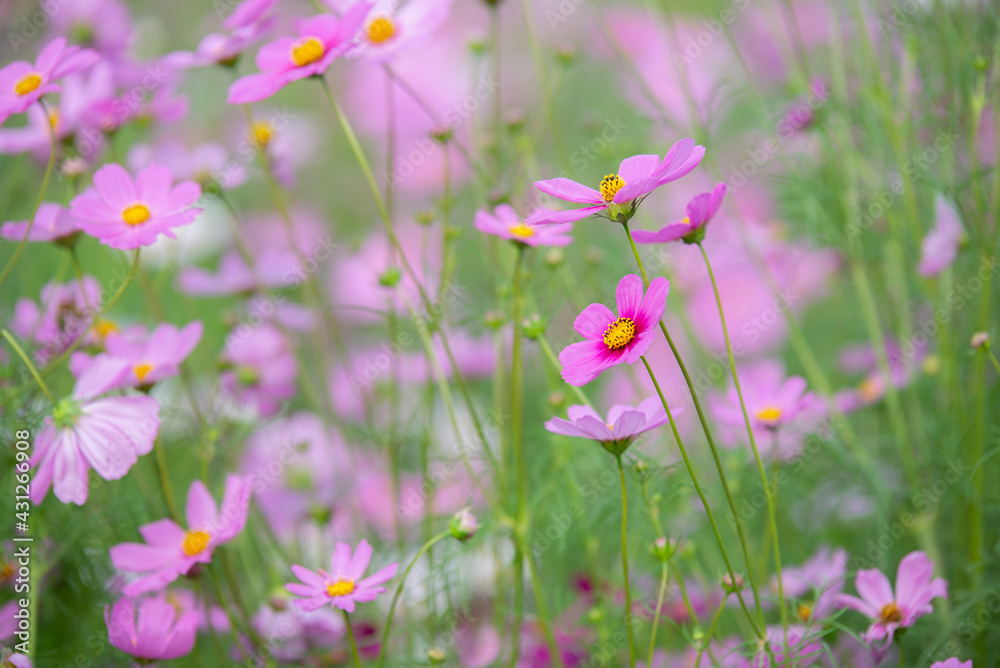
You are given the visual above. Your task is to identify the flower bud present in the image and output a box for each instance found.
[547,391,565,408]
[430,125,453,144]
[427,648,447,663]
[484,310,506,329]
[449,508,479,542]
[971,331,990,349]
[378,267,402,287]
[651,536,676,562]
[521,314,546,339]
[545,248,565,267]
[721,573,744,593]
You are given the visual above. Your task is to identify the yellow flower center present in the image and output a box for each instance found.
[508,222,535,239]
[879,602,902,624]
[797,602,812,622]
[14,72,42,96]
[250,121,273,147]
[367,16,396,43]
[599,173,626,202]
[134,363,153,381]
[326,579,355,597]
[182,530,211,556]
[290,37,325,67]
[92,319,118,340]
[122,204,151,226]
[48,109,60,130]
[603,317,635,350]
[755,406,782,423]
[857,377,882,402]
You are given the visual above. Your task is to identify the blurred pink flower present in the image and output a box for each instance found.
[931,660,972,668]
[11,277,101,363]
[228,3,372,104]
[0,37,98,124]
[632,183,726,245]
[836,551,947,644]
[0,203,80,243]
[475,204,572,247]
[128,140,246,190]
[751,625,822,667]
[774,546,847,624]
[344,0,453,63]
[103,321,204,387]
[918,195,964,277]
[47,0,133,58]
[559,274,669,386]
[70,163,202,249]
[163,19,275,70]
[286,539,398,612]
[533,140,705,224]
[224,0,281,30]
[110,475,251,596]
[105,595,198,661]
[30,355,159,506]
[221,323,297,415]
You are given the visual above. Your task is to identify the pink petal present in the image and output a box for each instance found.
[534,178,604,204]
[347,539,374,580]
[92,163,137,209]
[573,303,615,340]
[855,568,894,610]
[185,480,219,530]
[634,277,669,331]
[615,274,645,321]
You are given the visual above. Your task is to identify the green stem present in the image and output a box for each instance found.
[694,594,729,667]
[344,610,363,668]
[647,559,669,667]
[986,349,1000,377]
[537,335,591,407]
[617,456,636,668]
[523,548,566,668]
[153,438,181,523]
[510,244,528,665]
[376,530,450,668]
[2,330,55,402]
[0,99,57,290]
[697,242,787,636]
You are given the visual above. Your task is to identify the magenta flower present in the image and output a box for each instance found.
[532,139,704,224]
[558,274,669,386]
[918,195,964,277]
[105,595,198,662]
[836,551,947,644]
[0,37,98,125]
[474,205,573,247]
[347,0,453,63]
[544,395,673,456]
[109,475,251,597]
[632,182,727,245]
[104,321,204,387]
[931,660,972,668]
[70,163,202,250]
[1,203,80,244]
[227,2,373,104]
[30,355,160,506]
[286,539,398,612]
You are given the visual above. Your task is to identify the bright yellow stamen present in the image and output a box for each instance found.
[603,317,635,350]
[92,319,118,340]
[879,602,902,624]
[599,173,626,202]
[290,37,324,67]
[250,121,273,147]
[367,16,396,43]
[134,363,153,381]
[508,223,535,239]
[326,579,355,597]
[755,406,782,423]
[797,602,812,622]
[122,204,151,226]
[14,72,42,96]
[182,530,211,556]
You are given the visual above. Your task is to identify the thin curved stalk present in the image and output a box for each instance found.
[618,455,637,668]
[647,560,669,667]
[2,330,55,403]
[344,610,363,668]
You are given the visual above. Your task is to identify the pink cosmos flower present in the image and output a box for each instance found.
[340,0,453,63]
[544,396,672,456]
[105,595,198,662]
[775,546,847,624]
[221,323,297,416]
[109,475,251,597]
[0,37,98,125]
[836,551,947,644]
[70,163,202,250]
[474,205,572,247]
[931,660,972,668]
[47,0,133,59]
[1,203,80,243]
[12,276,101,364]
[559,274,669,386]
[128,140,247,191]
[286,539,398,612]
[918,195,964,277]
[163,19,275,70]
[227,3,373,104]
[103,321,204,387]
[30,355,160,505]
[751,625,821,667]
[224,0,281,30]
[532,139,705,224]
[632,183,726,245]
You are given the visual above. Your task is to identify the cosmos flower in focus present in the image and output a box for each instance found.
[70,163,203,250]
[632,182,726,245]
[105,594,198,662]
[286,539,398,612]
[544,396,675,456]
[30,356,160,506]
[474,204,572,247]
[836,550,947,644]
[559,274,669,386]
[110,475,251,596]
[532,139,704,224]
[227,2,373,104]
[0,37,98,125]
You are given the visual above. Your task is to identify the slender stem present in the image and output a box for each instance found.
[647,560,669,667]
[617,455,636,668]
[0,99,57,290]
[376,531,450,668]
[518,0,568,168]
[2,330,55,402]
[621,224,765,635]
[153,438,181,523]
[639,356,761,638]
[986,348,1000,377]
[510,244,528,666]
[697,242,787,636]
[694,594,729,667]
[523,548,566,668]
[537,335,591,407]
[344,610,363,668]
